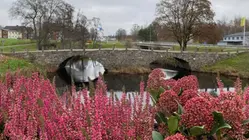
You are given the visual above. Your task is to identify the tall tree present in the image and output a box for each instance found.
[194,23,223,44]
[9,0,72,50]
[116,28,127,41]
[130,24,140,41]
[156,0,214,51]
[73,11,89,49]
[138,24,157,42]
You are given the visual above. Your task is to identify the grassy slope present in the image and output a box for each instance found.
[0,39,36,46]
[0,56,47,78]
[171,46,245,52]
[201,52,249,78]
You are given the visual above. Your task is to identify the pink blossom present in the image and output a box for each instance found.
[164,133,187,140]
[161,79,176,90]
[158,90,179,115]
[147,68,166,90]
[0,72,155,139]
[180,89,198,106]
[180,97,214,132]
[172,75,199,94]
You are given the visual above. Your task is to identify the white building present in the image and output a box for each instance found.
[7,30,22,39]
[222,32,249,46]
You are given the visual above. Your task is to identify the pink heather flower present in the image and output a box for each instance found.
[172,75,199,94]
[216,77,224,93]
[147,68,166,90]
[158,90,179,115]
[180,97,214,132]
[180,89,199,106]
[234,77,242,95]
[164,133,187,140]
[244,87,249,104]
[219,91,245,109]
[0,73,155,139]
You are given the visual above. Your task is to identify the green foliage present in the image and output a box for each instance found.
[176,101,184,115]
[152,131,164,140]
[150,87,165,104]
[0,39,35,46]
[201,52,249,78]
[210,111,232,136]
[138,25,157,41]
[189,126,205,136]
[167,116,179,135]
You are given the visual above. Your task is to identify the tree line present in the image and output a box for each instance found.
[116,0,248,51]
[10,0,102,50]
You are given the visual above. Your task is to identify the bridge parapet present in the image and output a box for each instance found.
[2,48,239,71]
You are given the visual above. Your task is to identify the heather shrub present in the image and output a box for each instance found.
[148,69,249,140]
[0,72,155,139]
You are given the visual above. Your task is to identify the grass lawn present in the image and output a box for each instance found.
[0,39,36,46]
[87,41,125,49]
[201,52,249,78]
[170,46,246,52]
[0,55,47,78]
[0,44,37,53]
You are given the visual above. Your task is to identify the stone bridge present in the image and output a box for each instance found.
[3,48,239,71]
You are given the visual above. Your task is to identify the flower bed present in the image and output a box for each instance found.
[2,68,249,139]
[148,68,249,140]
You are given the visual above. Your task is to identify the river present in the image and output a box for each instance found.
[51,70,249,94]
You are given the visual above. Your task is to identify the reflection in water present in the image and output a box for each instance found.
[51,66,249,93]
[104,71,249,92]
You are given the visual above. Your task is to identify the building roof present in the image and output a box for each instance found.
[4,26,33,32]
[225,32,249,37]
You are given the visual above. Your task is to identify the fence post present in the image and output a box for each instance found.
[112,44,116,51]
[12,48,15,54]
[98,44,101,51]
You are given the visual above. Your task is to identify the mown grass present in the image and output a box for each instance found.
[1,44,37,52]
[0,56,47,78]
[170,46,246,52]
[201,52,249,78]
[0,39,36,46]
[87,41,125,49]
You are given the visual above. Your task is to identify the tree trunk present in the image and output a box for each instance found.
[182,41,187,51]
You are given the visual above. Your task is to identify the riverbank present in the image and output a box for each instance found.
[109,66,151,74]
[0,55,48,78]
[201,52,249,79]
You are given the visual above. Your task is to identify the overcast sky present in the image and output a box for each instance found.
[1,0,249,35]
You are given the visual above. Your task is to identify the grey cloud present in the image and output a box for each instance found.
[1,0,249,35]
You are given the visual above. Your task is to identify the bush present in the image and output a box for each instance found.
[149,68,249,140]
[0,73,154,139]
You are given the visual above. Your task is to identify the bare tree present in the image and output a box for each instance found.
[156,0,214,51]
[73,12,90,49]
[130,24,140,41]
[116,28,127,41]
[89,28,97,41]
[10,0,71,50]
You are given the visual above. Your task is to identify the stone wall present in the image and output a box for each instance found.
[4,49,238,71]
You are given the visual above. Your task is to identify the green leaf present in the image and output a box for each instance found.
[190,126,205,136]
[178,88,183,96]
[167,116,179,135]
[210,111,232,135]
[243,119,249,125]
[152,131,164,140]
[176,100,184,115]
[149,87,165,103]
[156,112,167,124]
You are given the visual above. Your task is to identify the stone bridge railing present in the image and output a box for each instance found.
[2,48,242,71]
